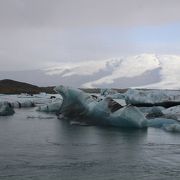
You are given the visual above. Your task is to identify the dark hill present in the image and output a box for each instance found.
[0,79,55,94]
[0,79,128,94]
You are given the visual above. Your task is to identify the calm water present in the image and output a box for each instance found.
[0,108,180,180]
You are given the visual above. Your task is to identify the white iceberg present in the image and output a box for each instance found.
[162,105,180,121]
[37,101,62,113]
[11,100,35,108]
[124,89,180,107]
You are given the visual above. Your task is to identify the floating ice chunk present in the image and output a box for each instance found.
[54,85,94,118]
[110,93,126,100]
[100,88,118,96]
[55,85,147,128]
[148,118,178,128]
[138,106,165,114]
[11,101,21,108]
[11,100,35,108]
[163,124,180,132]
[106,105,148,128]
[37,101,62,113]
[0,101,14,116]
[124,89,180,107]
[33,98,52,105]
[145,107,164,119]
[18,100,35,108]
[113,99,127,107]
[162,105,180,121]
[162,105,180,114]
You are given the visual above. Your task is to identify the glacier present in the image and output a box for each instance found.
[41,54,180,89]
[3,54,180,89]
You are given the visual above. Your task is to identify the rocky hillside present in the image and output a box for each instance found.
[0,79,55,94]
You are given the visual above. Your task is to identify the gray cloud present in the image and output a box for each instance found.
[0,0,180,71]
[0,0,180,28]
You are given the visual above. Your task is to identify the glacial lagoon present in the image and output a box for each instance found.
[1,88,180,180]
[0,107,180,180]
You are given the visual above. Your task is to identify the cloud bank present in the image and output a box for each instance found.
[0,0,180,71]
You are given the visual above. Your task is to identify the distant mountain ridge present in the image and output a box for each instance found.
[0,79,105,94]
[43,54,180,89]
[1,54,180,89]
[0,79,55,94]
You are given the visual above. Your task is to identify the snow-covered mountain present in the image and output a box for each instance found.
[43,54,180,89]
[1,54,180,89]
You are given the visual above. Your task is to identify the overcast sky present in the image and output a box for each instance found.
[1,0,180,71]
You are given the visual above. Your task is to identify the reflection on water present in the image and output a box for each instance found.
[0,108,180,180]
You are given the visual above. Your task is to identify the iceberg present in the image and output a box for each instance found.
[147,118,178,128]
[54,85,147,128]
[11,100,35,108]
[162,105,180,121]
[147,117,180,133]
[100,88,118,96]
[141,106,164,119]
[37,101,62,113]
[124,89,180,107]
[138,106,165,114]
[0,101,15,116]
[163,124,180,133]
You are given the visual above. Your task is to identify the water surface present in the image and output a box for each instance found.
[0,108,180,180]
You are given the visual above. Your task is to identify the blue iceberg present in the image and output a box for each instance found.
[0,101,15,116]
[163,124,180,132]
[54,85,147,128]
[148,118,178,128]
[148,117,180,133]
